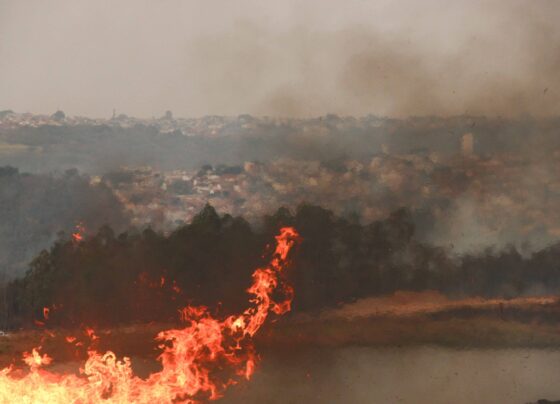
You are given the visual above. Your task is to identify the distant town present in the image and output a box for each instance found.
[2,109,559,255]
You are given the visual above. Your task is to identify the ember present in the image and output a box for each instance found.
[72,223,85,243]
[0,227,299,403]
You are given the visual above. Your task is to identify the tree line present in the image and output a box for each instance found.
[0,166,129,280]
[3,203,560,329]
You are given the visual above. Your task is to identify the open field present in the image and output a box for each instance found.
[1,294,560,403]
[3,293,560,371]
[0,142,32,154]
[266,292,560,349]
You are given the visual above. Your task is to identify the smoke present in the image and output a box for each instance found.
[0,167,130,278]
[0,0,558,118]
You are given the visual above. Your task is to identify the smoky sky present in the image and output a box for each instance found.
[0,0,558,118]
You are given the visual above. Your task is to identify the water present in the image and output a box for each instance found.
[221,346,560,404]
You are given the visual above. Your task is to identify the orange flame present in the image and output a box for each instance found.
[22,348,52,370]
[0,227,299,403]
[72,223,85,243]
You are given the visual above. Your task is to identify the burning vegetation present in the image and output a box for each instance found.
[2,1,560,401]
[0,227,299,403]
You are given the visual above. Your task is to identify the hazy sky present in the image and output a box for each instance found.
[0,0,558,118]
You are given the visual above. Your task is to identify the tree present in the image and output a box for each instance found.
[51,110,66,121]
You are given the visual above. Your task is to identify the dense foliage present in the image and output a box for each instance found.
[3,203,560,329]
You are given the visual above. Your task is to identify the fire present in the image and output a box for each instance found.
[0,227,299,403]
[72,223,85,243]
[22,349,53,369]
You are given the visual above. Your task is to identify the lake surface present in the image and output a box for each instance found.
[221,346,560,404]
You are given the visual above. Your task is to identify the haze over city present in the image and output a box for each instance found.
[1,0,558,118]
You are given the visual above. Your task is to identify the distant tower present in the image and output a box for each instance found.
[461,133,474,156]
[112,109,116,119]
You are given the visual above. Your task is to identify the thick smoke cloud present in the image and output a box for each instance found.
[0,0,558,118]
[0,167,130,278]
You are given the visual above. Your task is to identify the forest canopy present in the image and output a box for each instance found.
[3,203,560,330]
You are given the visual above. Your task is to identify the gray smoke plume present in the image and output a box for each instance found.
[0,0,558,118]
